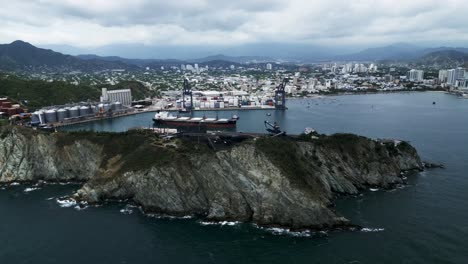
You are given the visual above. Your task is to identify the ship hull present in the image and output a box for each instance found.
[153,119,236,128]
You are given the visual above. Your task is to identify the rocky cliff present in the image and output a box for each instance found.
[0,127,423,230]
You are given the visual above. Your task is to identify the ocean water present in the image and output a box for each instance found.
[2,92,468,263]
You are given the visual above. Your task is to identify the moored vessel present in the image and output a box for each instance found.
[153,111,238,128]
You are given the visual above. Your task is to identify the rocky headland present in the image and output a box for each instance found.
[0,126,424,230]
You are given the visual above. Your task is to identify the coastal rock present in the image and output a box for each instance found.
[0,127,423,230]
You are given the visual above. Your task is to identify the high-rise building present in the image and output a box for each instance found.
[407,69,424,82]
[447,67,465,85]
[447,69,456,85]
[455,67,465,81]
[266,63,272,70]
[438,70,448,83]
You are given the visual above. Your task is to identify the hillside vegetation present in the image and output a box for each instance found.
[0,73,154,109]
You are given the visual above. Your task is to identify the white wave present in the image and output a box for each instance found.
[199,221,240,226]
[361,227,385,232]
[74,205,88,211]
[56,198,77,208]
[24,187,40,193]
[146,213,193,220]
[10,182,20,186]
[369,188,379,192]
[120,208,134,215]
[46,197,55,200]
[262,227,312,237]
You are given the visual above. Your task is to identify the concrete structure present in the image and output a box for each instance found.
[101,88,132,106]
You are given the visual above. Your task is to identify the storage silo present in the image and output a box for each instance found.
[69,106,80,118]
[45,109,57,123]
[79,106,90,116]
[31,112,40,123]
[56,108,68,122]
[38,111,46,124]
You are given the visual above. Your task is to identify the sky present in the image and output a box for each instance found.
[1,0,468,58]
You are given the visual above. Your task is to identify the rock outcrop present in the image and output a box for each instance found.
[0,127,423,230]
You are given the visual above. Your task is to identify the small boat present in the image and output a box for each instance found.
[153,111,237,128]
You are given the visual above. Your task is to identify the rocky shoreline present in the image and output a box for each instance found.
[0,126,426,230]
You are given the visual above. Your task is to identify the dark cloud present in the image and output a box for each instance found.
[1,0,468,48]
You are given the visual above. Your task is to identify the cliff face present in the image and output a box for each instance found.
[0,127,422,230]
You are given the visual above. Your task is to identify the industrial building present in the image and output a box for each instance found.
[0,98,26,117]
[100,88,132,106]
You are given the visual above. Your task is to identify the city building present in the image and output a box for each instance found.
[447,69,456,85]
[101,88,132,106]
[438,70,448,83]
[266,63,272,70]
[456,79,468,89]
[407,69,424,82]
[446,67,465,85]
[384,74,394,82]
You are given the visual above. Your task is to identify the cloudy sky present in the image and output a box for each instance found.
[1,0,467,57]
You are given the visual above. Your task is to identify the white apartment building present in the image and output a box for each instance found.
[408,69,424,82]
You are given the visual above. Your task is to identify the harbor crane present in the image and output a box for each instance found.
[275,78,288,110]
[181,78,193,112]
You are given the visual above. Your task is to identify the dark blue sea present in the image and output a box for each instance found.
[2,92,467,263]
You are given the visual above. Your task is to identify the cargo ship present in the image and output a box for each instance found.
[153,111,238,128]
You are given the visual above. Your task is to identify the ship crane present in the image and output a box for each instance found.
[181,78,193,112]
[275,78,288,110]
[264,120,286,136]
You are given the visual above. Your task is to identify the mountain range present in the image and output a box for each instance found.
[417,50,468,67]
[1,40,468,73]
[0,40,139,72]
[339,43,468,62]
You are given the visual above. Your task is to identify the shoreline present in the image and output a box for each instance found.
[53,90,458,129]
[286,89,448,99]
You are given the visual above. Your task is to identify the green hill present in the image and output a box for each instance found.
[0,73,100,109]
[0,73,155,109]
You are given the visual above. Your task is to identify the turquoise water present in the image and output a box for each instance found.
[2,92,468,263]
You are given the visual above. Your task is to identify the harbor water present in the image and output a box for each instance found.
[2,92,468,263]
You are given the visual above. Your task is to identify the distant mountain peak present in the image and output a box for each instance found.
[10,40,34,47]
